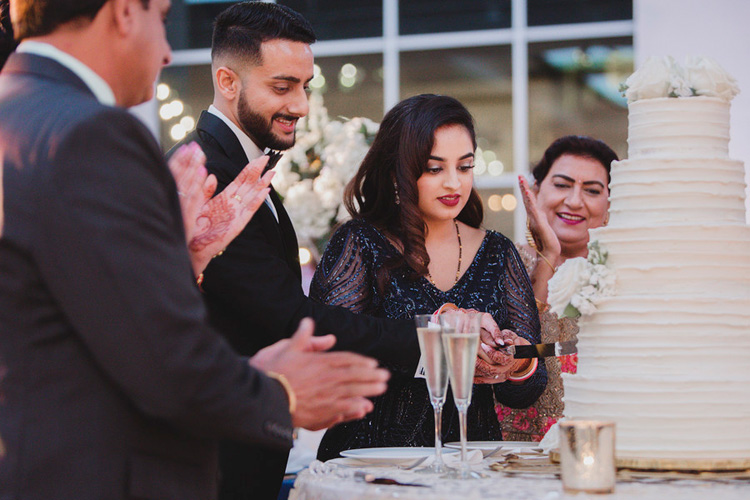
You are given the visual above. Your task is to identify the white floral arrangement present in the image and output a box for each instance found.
[272,92,379,243]
[547,241,616,318]
[620,55,739,103]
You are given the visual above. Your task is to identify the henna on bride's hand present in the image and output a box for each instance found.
[474,357,509,383]
[474,358,494,377]
[487,350,515,366]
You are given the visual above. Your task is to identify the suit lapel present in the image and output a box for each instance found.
[195,111,249,177]
[269,189,301,281]
[196,112,301,280]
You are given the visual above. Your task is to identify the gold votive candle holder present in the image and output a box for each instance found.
[559,420,616,494]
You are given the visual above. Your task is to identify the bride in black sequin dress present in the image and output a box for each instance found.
[311,94,547,461]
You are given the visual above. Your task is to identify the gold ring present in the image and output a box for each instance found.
[232,194,242,202]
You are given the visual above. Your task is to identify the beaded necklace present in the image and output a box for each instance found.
[426,219,462,288]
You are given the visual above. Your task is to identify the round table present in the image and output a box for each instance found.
[289,458,750,500]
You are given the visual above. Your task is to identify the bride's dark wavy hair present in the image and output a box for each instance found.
[344,94,483,293]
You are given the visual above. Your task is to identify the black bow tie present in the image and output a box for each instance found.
[264,150,283,174]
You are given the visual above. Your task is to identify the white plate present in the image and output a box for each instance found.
[444,441,540,456]
[340,447,458,465]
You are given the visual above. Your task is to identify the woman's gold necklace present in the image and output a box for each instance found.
[426,220,462,288]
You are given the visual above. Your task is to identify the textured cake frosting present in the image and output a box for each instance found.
[563,93,750,460]
[628,97,730,159]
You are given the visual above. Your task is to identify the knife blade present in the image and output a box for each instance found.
[496,340,577,358]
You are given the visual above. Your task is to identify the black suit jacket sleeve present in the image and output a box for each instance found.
[203,208,419,372]
[34,109,292,448]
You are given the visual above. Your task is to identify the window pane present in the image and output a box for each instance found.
[311,54,384,122]
[157,64,213,151]
[528,39,633,164]
[528,0,632,27]
[167,1,231,51]
[400,0,511,35]
[166,1,382,50]
[401,46,513,178]
[280,0,382,40]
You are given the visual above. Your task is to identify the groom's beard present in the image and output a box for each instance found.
[237,92,296,151]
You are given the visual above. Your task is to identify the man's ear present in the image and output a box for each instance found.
[215,66,241,100]
[109,0,137,37]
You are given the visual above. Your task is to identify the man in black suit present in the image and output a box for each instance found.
[168,3,427,499]
[0,1,390,499]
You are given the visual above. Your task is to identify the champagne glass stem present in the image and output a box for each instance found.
[458,407,470,479]
[433,403,444,466]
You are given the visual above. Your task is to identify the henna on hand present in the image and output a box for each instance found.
[187,156,273,273]
[168,145,274,275]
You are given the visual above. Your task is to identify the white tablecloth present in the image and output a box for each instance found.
[289,458,750,500]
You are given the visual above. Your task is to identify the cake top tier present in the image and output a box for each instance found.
[622,56,739,104]
[628,96,730,159]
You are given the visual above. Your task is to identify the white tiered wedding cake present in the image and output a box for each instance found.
[562,56,750,462]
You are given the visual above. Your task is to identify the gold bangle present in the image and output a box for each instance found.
[534,248,556,274]
[508,358,539,382]
[434,303,458,315]
[266,371,297,415]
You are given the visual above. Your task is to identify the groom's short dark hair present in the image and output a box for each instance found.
[212,1,316,66]
[12,0,150,40]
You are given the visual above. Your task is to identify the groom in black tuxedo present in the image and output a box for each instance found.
[0,1,391,499]
[169,3,422,499]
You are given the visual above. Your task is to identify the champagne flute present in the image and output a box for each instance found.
[414,314,449,473]
[440,311,481,479]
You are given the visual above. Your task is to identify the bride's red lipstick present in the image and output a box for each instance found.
[438,195,460,207]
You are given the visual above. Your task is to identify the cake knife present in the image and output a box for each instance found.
[353,471,429,487]
[495,340,577,358]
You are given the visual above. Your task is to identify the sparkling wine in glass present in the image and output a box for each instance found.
[415,314,449,473]
[440,311,482,479]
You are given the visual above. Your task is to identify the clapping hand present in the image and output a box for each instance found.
[168,142,274,275]
[249,318,390,430]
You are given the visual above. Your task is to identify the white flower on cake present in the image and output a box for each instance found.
[620,55,739,103]
[547,241,616,318]
[683,56,740,101]
[621,56,685,102]
[272,92,379,241]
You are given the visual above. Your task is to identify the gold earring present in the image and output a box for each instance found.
[603,213,610,226]
[394,182,400,205]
